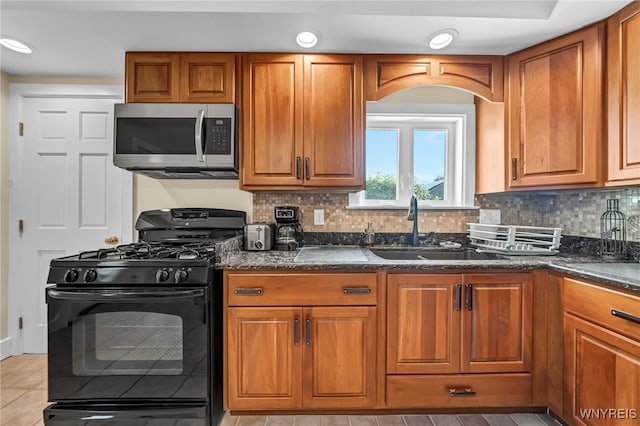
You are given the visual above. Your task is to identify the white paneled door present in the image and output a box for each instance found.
[9,85,133,354]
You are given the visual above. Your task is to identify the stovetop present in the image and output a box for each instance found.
[47,241,227,286]
[76,241,219,261]
[47,208,246,286]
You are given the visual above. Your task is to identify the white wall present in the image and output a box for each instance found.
[134,175,253,226]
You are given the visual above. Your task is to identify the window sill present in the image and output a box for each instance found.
[345,205,480,211]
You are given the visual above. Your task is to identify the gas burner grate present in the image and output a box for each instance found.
[77,242,217,261]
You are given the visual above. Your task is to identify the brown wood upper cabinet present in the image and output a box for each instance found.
[506,23,605,189]
[125,52,236,103]
[364,55,504,102]
[241,53,364,191]
[607,1,640,186]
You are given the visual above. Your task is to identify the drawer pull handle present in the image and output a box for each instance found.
[449,387,477,398]
[233,288,263,295]
[611,309,640,325]
[343,287,371,294]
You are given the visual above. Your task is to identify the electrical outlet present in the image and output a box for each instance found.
[313,209,325,225]
[479,209,501,224]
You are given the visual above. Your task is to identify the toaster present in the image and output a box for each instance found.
[243,223,274,251]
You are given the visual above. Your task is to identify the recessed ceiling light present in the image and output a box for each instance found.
[428,29,458,50]
[0,36,32,54]
[296,31,319,49]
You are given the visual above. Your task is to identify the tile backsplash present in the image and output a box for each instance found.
[477,187,640,241]
[253,187,640,241]
[253,193,478,234]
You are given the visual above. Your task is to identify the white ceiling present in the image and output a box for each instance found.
[0,0,633,79]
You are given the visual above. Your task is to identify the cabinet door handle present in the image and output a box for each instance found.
[449,387,477,398]
[305,157,311,180]
[305,318,311,346]
[293,318,300,346]
[454,284,462,311]
[465,284,473,310]
[295,156,302,179]
[611,309,640,325]
[343,287,371,294]
[511,158,517,181]
[233,288,263,295]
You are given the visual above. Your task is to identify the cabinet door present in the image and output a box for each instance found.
[607,2,640,186]
[387,274,461,374]
[241,54,304,187]
[180,53,236,103]
[125,52,180,102]
[303,55,364,189]
[226,307,302,409]
[564,313,640,425]
[507,23,604,188]
[461,273,533,373]
[302,306,376,408]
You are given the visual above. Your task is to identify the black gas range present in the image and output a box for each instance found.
[43,208,245,426]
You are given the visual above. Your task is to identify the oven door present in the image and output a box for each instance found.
[46,287,209,402]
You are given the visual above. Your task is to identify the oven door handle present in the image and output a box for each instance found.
[47,288,205,302]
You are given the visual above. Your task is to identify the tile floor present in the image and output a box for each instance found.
[0,355,561,426]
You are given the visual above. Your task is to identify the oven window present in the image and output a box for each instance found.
[73,311,183,376]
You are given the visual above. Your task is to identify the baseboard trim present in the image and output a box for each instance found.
[0,337,11,361]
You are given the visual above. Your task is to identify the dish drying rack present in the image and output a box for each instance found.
[468,223,562,255]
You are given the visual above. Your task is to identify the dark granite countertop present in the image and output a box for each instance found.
[217,242,640,293]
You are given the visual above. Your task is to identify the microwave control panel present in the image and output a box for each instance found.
[205,118,232,155]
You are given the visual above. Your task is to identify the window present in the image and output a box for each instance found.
[349,103,476,208]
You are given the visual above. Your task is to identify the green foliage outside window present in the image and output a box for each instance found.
[364,174,443,201]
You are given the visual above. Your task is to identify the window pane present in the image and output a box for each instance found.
[365,129,398,200]
[413,130,446,201]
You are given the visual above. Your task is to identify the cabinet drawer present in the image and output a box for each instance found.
[386,374,532,408]
[226,272,378,306]
[564,277,640,340]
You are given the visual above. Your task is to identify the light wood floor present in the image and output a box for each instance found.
[1,354,47,426]
[1,355,560,426]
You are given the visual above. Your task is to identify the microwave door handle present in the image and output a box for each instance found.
[195,109,205,163]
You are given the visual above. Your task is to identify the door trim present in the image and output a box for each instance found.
[7,83,131,355]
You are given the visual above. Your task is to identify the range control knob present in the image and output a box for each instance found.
[83,269,98,282]
[254,241,263,249]
[156,268,171,283]
[175,269,189,283]
[63,269,79,283]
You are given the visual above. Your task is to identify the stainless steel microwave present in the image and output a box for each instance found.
[114,103,238,179]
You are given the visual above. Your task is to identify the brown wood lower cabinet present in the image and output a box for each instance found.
[386,272,533,408]
[563,277,640,425]
[225,271,378,410]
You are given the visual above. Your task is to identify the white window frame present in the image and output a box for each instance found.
[349,103,476,209]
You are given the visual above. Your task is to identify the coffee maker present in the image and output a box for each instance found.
[274,206,304,250]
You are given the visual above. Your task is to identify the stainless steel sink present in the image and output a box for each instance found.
[369,248,501,261]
